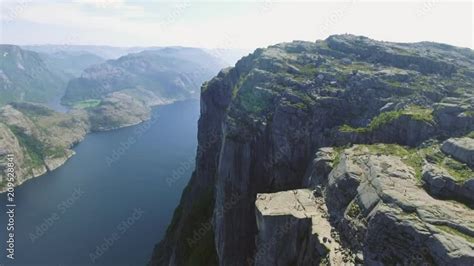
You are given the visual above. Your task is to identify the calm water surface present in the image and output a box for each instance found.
[0,100,199,265]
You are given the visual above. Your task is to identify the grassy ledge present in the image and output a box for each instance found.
[72,99,102,109]
[339,105,434,134]
[436,225,474,243]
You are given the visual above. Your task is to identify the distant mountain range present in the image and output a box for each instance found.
[23,45,144,60]
[39,50,105,78]
[0,44,248,108]
[0,45,68,106]
[62,47,229,105]
[23,44,251,63]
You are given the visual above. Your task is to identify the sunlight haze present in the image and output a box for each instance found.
[1,0,473,49]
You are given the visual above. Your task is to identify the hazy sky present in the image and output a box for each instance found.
[1,0,473,49]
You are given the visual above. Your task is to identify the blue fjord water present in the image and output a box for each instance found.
[0,100,200,265]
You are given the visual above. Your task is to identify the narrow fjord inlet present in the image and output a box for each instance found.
[0,100,199,265]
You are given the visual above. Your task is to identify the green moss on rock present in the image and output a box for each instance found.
[436,225,474,243]
[356,144,424,180]
[72,99,101,109]
[8,125,44,167]
[339,105,434,134]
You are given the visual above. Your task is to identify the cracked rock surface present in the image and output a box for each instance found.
[256,146,474,265]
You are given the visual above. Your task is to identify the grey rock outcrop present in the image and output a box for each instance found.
[303,147,335,189]
[441,137,474,167]
[255,145,474,265]
[434,102,474,135]
[325,147,474,265]
[255,189,355,266]
[422,163,474,206]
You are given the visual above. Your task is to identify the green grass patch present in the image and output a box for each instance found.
[403,105,434,122]
[238,87,273,114]
[339,105,433,134]
[361,144,424,180]
[436,225,474,243]
[232,74,248,99]
[384,80,402,88]
[7,125,67,170]
[73,99,101,109]
[10,102,54,117]
[442,157,473,183]
[339,124,366,134]
[332,145,349,167]
[8,125,44,167]
[293,102,307,110]
[347,62,376,72]
[347,200,361,218]
[340,110,402,133]
[465,110,474,117]
[298,64,318,76]
[44,146,66,158]
[422,145,473,183]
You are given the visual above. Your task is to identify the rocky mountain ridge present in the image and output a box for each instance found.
[0,45,69,106]
[151,34,474,265]
[62,47,227,105]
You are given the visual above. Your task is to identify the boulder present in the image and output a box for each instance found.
[422,163,474,206]
[441,137,474,167]
[434,104,474,134]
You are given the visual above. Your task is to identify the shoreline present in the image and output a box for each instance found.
[0,99,197,194]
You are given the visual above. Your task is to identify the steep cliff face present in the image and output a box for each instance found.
[151,34,474,265]
[150,67,237,265]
